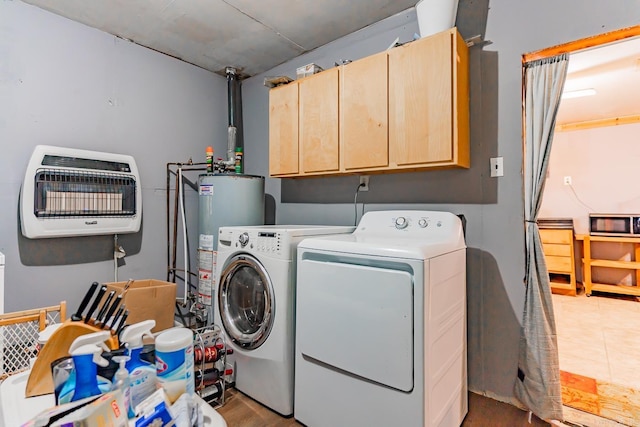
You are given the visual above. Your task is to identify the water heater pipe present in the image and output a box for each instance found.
[178,167,188,306]
[226,66,238,166]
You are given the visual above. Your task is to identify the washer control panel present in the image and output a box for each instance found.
[232,231,283,255]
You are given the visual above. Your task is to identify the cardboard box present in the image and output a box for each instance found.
[104,279,176,332]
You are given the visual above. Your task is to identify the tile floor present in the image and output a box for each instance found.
[553,289,640,390]
[553,288,640,426]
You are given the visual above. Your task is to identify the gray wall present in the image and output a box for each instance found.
[0,2,228,313]
[2,0,639,408]
[242,0,640,404]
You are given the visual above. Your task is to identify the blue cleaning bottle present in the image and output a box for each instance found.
[120,319,157,418]
[67,331,112,402]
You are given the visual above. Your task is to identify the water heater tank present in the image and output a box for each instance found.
[197,174,265,306]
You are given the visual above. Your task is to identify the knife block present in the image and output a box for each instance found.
[25,320,119,398]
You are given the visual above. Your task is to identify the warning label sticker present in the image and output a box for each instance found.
[198,250,217,306]
[199,184,214,196]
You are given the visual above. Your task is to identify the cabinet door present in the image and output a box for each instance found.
[341,52,388,170]
[269,83,299,176]
[300,68,339,174]
[389,29,453,166]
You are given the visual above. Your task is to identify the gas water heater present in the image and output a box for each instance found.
[197,174,264,308]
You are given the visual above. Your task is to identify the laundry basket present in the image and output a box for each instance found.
[0,302,66,380]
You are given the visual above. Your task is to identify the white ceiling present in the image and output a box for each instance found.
[22,0,417,77]
[557,36,640,125]
[21,0,640,126]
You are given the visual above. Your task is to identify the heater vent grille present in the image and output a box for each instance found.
[33,169,137,218]
[20,145,142,238]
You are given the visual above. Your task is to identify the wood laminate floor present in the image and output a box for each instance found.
[216,389,550,427]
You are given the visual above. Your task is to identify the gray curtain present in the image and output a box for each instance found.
[514,53,568,421]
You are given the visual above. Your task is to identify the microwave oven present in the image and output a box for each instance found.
[589,214,640,236]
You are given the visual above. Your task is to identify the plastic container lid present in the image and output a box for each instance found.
[155,327,193,352]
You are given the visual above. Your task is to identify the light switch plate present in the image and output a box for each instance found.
[490,157,504,177]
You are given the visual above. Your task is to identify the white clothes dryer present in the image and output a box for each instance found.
[295,211,467,427]
[214,225,355,416]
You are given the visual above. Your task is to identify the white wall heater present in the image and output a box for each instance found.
[20,145,142,239]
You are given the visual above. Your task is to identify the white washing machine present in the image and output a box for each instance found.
[295,210,467,427]
[214,225,355,416]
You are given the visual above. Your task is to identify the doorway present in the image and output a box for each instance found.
[525,26,640,426]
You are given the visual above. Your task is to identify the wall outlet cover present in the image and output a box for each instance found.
[490,157,504,177]
[359,176,369,191]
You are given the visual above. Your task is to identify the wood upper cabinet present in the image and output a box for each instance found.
[389,27,469,169]
[269,82,299,176]
[268,27,469,177]
[341,51,388,170]
[299,68,339,174]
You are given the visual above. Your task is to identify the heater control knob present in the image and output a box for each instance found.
[238,232,249,247]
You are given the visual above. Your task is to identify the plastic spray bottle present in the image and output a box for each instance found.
[120,319,157,418]
[65,331,112,402]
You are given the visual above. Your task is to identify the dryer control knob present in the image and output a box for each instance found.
[418,218,429,228]
[395,216,408,229]
[238,232,249,247]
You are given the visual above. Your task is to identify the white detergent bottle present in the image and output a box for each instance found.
[120,319,157,418]
[65,331,112,403]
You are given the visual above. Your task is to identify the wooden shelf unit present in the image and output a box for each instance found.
[540,228,577,296]
[577,234,640,297]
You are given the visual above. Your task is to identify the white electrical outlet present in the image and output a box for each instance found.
[564,176,572,186]
[359,176,369,191]
[490,157,504,177]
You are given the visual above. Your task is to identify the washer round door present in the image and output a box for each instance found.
[218,254,275,350]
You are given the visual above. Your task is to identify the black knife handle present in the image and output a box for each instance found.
[108,305,125,330]
[72,282,98,321]
[115,310,129,336]
[101,295,122,328]
[84,285,107,323]
[96,291,115,325]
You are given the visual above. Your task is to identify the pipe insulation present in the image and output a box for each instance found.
[226,67,238,164]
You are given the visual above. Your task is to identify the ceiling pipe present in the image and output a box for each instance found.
[226,66,238,167]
